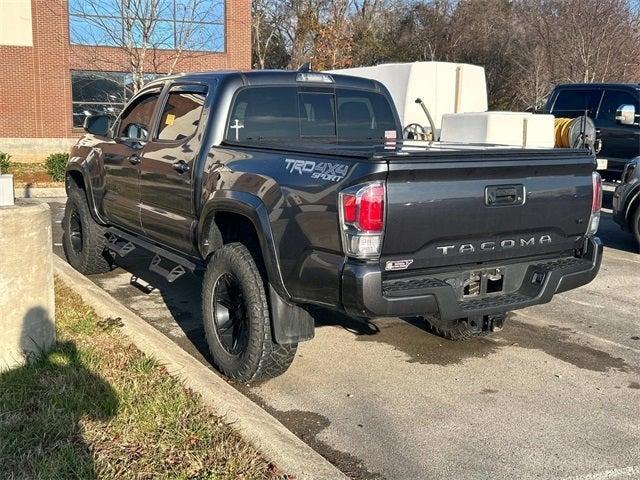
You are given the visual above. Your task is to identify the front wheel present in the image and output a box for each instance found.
[62,185,113,274]
[202,243,296,381]
[423,313,506,341]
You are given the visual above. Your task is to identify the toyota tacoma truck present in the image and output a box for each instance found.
[62,69,603,381]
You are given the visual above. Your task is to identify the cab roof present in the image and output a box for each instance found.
[144,69,385,93]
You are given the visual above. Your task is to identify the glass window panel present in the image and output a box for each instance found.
[69,14,122,46]
[336,89,397,142]
[552,89,602,117]
[175,0,225,22]
[72,102,123,128]
[149,19,176,48]
[69,0,121,16]
[298,93,336,137]
[227,87,299,142]
[72,71,127,103]
[67,0,225,50]
[597,91,639,121]
[154,0,175,20]
[157,92,206,141]
[179,22,224,52]
[129,19,175,48]
[117,92,161,140]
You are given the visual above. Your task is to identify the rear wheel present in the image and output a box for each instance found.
[423,313,506,341]
[62,185,113,274]
[202,243,296,381]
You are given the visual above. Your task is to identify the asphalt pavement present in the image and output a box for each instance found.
[44,187,640,480]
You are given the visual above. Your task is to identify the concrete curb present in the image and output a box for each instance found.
[15,186,66,198]
[53,256,346,480]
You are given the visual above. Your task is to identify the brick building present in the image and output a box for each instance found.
[0,0,251,162]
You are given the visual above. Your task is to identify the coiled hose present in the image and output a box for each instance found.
[554,117,573,148]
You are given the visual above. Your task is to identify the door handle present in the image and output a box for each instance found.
[173,160,190,174]
[128,154,141,165]
[485,185,525,206]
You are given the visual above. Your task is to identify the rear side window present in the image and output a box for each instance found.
[157,91,206,141]
[597,90,639,122]
[225,86,397,144]
[552,89,602,117]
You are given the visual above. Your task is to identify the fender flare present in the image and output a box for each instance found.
[623,187,640,228]
[65,163,109,225]
[197,190,290,301]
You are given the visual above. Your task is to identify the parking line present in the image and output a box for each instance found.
[561,465,640,480]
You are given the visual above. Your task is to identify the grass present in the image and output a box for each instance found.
[0,280,284,480]
[7,162,62,186]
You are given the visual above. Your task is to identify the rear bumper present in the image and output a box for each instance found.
[341,237,602,320]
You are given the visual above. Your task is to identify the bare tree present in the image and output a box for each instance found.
[311,0,354,69]
[252,0,640,110]
[252,0,283,68]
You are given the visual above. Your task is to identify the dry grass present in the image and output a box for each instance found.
[7,162,61,187]
[0,279,285,480]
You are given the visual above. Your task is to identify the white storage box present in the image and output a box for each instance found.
[328,62,487,132]
[440,112,555,148]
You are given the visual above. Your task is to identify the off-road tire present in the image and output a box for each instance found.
[202,243,296,381]
[62,185,113,274]
[632,206,640,247]
[423,315,491,341]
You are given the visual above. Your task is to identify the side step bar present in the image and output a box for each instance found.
[105,227,199,283]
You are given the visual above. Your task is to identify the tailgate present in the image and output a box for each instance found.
[381,149,595,271]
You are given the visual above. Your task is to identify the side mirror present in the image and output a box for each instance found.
[615,104,636,126]
[83,114,111,136]
[123,123,148,141]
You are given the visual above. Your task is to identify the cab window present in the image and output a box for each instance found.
[336,89,397,141]
[225,85,398,144]
[226,87,299,142]
[299,92,336,137]
[552,89,602,117]
[157,91,206,141]
[597,90,639,123]
[117,91,160,140]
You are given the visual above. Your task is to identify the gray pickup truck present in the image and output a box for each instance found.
[63,69,603,381]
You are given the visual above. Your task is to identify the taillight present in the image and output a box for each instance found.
[587,171,602,235]
[339,182,385,258]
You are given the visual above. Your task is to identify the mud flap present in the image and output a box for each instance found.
[268,285,315,344]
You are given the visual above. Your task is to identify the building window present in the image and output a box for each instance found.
[71,70,155,128]
[68,0,225,52]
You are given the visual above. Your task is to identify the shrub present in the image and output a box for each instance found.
[0,152,11,175]
[45,152,69,182]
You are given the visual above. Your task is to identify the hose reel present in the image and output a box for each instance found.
[554,116,601,154]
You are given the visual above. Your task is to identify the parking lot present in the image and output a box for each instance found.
[44,187,640,480]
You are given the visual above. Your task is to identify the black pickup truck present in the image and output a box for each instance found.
[543,83,640,180]
[63,70,603,381]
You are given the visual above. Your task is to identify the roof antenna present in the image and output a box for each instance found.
[298,62,312,72]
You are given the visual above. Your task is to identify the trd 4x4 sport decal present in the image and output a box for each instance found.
[285,158,349,182]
